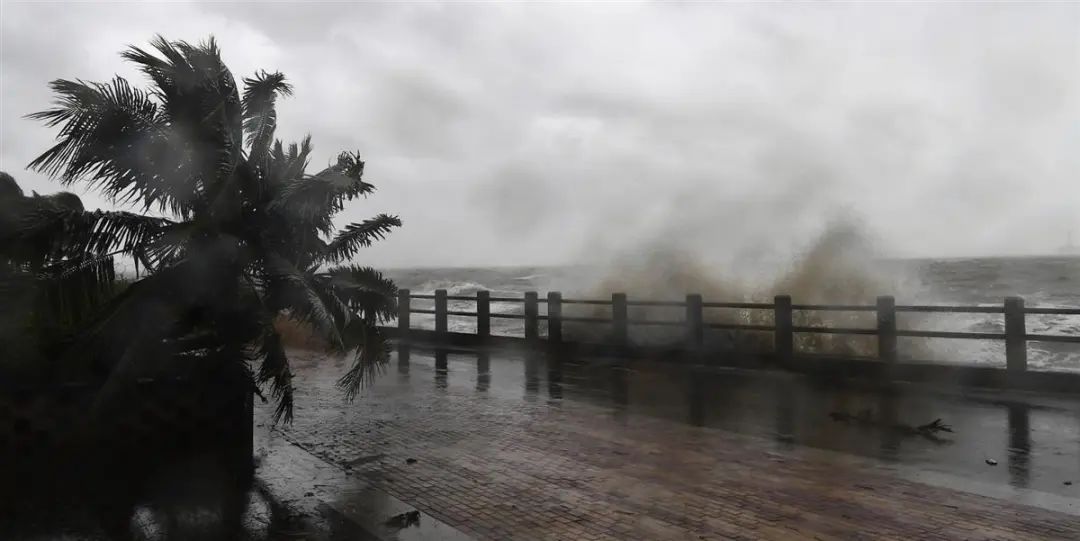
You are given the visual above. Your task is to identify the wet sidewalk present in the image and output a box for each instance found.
[253,423,470,540]
[264,346,1080,540]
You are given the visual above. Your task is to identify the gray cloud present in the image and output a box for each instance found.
[2,1,1079,267]
[470,161,567,240]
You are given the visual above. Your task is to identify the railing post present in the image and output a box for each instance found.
[547,292,562,343]
[774,295,793,366]
[435,289,448,335]
[612,293,628,346]
[397,288,411,335]
[686,294,704,348]
[1005,296,1027,373]
[477,290,490,338]
[524,292,539,342]
[876,296,897,362]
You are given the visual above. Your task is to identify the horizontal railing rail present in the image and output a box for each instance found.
[702,301,773,309]
[561,298,611,305]
[705,323,775,332]
[395,289,1080,372]
[1024,307,1080,315]
[896,305,1004,314]
[792,304,877,312]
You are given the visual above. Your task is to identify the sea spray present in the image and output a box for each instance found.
[384,247,1080,369]
[564,218,937,358]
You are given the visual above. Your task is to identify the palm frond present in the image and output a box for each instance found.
[270,150,375,234]
[121,35,191,97]
[36,256,118,327]
[254,326,294,424]
[264,136,313,194]
[324,264,398,322]
[264,253,344,349]
[337,322,389,400]
[26,77,158,178]
[284,136,313,183]
[141,220,197,267]
[242,71,292,164]
[80,210,173,260]
[16,205,172,264]
[308,272,354,331]
[24,77,203,215]
[323,214,402,264]
[122,35,244,218]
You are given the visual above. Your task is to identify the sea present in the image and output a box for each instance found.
[385,257,1080,372]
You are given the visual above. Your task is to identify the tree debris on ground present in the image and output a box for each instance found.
[829,409,954,441]
[385,510,421,529]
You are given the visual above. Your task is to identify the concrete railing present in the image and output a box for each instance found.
[396,290,1080,374]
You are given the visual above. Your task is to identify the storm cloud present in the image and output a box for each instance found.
[2,2,1079,267]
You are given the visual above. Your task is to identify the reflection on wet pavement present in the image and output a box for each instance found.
[476,352,490,393]
[265,345,1080,539]
[380,346,1079,499]
[1008,402,1032,489]
[397,344,411,376]
[434,350,449,390]
[23,344,1074,539]
[25,343,1080,537]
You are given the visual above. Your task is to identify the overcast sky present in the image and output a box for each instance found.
[2,2,1079,268]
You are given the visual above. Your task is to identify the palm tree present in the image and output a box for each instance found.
[24,36,401,422]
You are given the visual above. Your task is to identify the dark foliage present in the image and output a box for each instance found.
[24,35,401,422]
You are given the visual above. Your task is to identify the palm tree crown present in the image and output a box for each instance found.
[24,36,402,422]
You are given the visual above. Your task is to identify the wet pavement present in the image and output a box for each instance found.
[9,346,1080,539]
[253,426,470,540]
[263,345,1080,539]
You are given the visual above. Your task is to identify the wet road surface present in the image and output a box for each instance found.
[9,345,1078,539]
[263,345,1080,539]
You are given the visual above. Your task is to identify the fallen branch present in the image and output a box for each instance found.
[916,418,953,434]
[829,410,954,441]
[385,510,421,530]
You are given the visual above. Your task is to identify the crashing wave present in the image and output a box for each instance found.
[416,280,497,296]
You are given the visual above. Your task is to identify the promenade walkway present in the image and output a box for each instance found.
[257,346,1080,540]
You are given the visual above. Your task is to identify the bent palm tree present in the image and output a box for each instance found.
[26,36,401,422]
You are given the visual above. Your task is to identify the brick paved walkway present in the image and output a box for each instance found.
[266,347,1080,540]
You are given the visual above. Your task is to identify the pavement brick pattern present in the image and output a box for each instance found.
[267,350,1080,540]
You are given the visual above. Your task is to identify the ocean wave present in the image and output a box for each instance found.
[396,249,1080,371]
[514,274,546,281]
[416,280,498,296]
[410,280,525,316]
